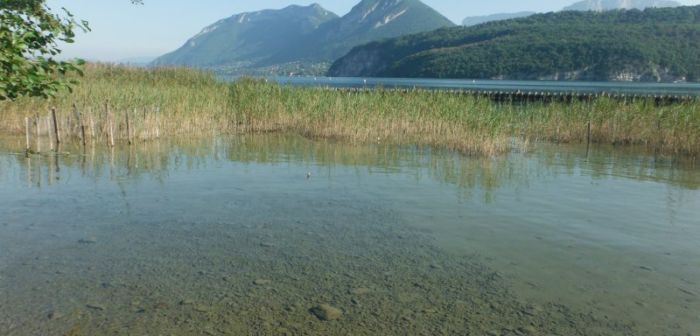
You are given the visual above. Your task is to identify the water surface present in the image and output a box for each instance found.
[254,76,700,96]
[0,135,698,335]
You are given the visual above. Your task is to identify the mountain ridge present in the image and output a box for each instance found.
[460,0,682,28]
[153,4,337,68]
[563,0,681,11]
[153,0,454,74]
[329,6,700,82]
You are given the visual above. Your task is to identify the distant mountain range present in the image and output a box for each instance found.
[152,0,695,81]
[153,0,454,74]
[563,0,681,11]
[462,12,536,26]
[461,0,682,27]
[329,6,700,82]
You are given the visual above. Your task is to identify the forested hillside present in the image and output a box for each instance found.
[329,6,700,82]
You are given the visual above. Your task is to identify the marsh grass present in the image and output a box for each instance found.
[1,64,698,156]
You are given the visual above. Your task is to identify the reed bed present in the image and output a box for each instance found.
[1,64,698,157]
[0,64,230,146]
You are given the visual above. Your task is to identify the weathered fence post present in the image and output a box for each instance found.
[125,109,132,145]
[73,103,87,148]
[587,120,592,146]
[35,115,41,153]
[89,110,95,141]
[106,101,115,147]
[25,117,31,154]
[51,107,60,146]
[46,116,54,152]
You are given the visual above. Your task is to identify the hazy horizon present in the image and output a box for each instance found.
[46,0,700,62]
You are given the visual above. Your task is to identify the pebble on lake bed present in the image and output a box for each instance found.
[47,310,62,320]
[194,305,210,313]
[519,325,538,335]
[253,279,272,286]
[310,304,343,321]
[86,304,105,311]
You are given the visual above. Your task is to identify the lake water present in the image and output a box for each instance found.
[0,135,698,335]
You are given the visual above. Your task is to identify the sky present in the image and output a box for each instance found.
[47,0,700,62]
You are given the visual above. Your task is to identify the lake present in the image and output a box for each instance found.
[0,135,698,335]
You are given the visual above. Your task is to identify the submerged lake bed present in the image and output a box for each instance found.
[0,135,698,335]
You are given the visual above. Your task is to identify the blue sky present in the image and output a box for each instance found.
[47,0,700,61]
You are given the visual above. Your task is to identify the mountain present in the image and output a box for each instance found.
[459,0,681,27]
[462,12,536,26]
[309,0,455,60]
[153,0,454,74]
[563,0,681,11]
[153,4,338,68]
[329,6,700,82]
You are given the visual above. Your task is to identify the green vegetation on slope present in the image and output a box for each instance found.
[329,6,700,82]
[1,65,698,156]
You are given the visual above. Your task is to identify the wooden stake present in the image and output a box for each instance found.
[25,117,31,154]
[35,116,41,153]
[586,119,592,158]
[47,116,54,152]
[51,107,60,146]
[125,109,132,145]
[107,101,115,147]
[587,120,591,146]
[88,108,95,141]
[73,104,86,148]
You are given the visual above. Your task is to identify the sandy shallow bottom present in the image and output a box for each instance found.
[0,193,635,336]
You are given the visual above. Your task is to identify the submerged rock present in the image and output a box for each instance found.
[86,304,105,311]
[47,310,62,320]
[310,304,343,321]
[253,279,272,286]
[519,325,538,335]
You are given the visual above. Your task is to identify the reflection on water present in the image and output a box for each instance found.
[0,134,698,335]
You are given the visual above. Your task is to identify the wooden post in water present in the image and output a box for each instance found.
[25,117,31,154]
[125,109,132,145]
[107,101,115,147]
[46,116,54,152]
[73,104,87,148]
[586,119,592,158]
[88,109,95,142]
[51,107,60,146]
[35,115,41,153]
[587,120,592,146]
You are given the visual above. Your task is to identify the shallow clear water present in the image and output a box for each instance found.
[0,135,698,335]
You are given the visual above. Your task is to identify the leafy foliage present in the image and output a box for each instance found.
[0,0,90,100]
[329,6,700,82]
